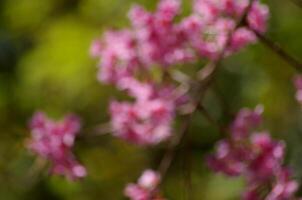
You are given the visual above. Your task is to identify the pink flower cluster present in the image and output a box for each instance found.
[92,0,269,83]
[27,112,86,180]
[294,75,302,104]
[91,0,270,146]
[207,107,300,200]
[110,79,179,146]
[183,0,268,59]
[124,169,165,200]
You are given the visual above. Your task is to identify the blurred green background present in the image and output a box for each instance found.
[0,0,302,199]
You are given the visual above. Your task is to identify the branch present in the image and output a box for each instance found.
[253,30,302,72]
[196,104,228,137]
[213,87,234,119]
[182,134,193,200]
[158,114,193,179]
[157,0,256,181]
[290,0,302,8]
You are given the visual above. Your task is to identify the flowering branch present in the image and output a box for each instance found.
[157,0,257,184]
[25,0,302,199]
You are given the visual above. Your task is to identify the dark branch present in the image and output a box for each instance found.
[290,0,302,8]
[158,114,193,179]
[196,104,228,137]
[157,0,256,181]
[253,30,302,72]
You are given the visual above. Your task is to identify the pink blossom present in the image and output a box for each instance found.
[193,0,221,23]
[247,133,285,182]
[157,0,181,22]
[294,75,302,90]
[247,1,269,33]
[124,184,150,200]
[207,106,299,200]
[194,18,236,59]
[128,0,194,67]
[266,168,299,200]
[221,0,249,17]
[92,0,269,84]
[124,169,164,200]
[230,105,263,140]
[91,30,138,84]
[128,5,152,28]
[109,92,175,145]
[243,189,261,200]
[294,75,302,104]
[138,170,161,190]
[109,77,185,146]
[229,27,257,52]
[117,78,154,102]
[27,112,86,180]
[207,140,247,176]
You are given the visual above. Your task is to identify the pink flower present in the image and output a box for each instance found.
[193,0,221,23]
[194,18,236,59]
[91,30,139,84]
[117,78,154,102]
[248,133,285,182]
[138,170,161,190]
[230,105,263,140]
[92,0,270,85]
[109,95,174,146]
[128,0,194,67]
[207,140,247,176]
[243,186,261,200]
[294,75,302,90]
[293,75,302,104]
[27,112,86,180]
[157,0,181,22]
[109,77,184,146]
[266,168,299,200]
[221,0,249,17]
[124,169,164,200]
[208,106,299,200]
[229,27,257,52]
[128,5,152,28]
[247,1,269,33]
[124,184,150,200]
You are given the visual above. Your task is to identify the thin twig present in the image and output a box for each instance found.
[157,0,256,181]
[183,135,193,200]
[253,29,302,72]
[158,114,193,179]
[197,104,228,136]
[213,87,234,119]
[290,0,302,8]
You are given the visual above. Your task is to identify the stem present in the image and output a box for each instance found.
[158,114,193,179]
[253,30,302,72]
[213,87,234,119]
[157,0,256,181]
[197,104,228,137]
[290,0,302,8]
[183,135,193,200]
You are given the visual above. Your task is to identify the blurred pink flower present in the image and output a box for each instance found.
[247,1,269,33]
[294,75,302,104]
[28,112,86,180]
[109,81,177,145]
[124,169,164,200]
[208,106,298,200]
